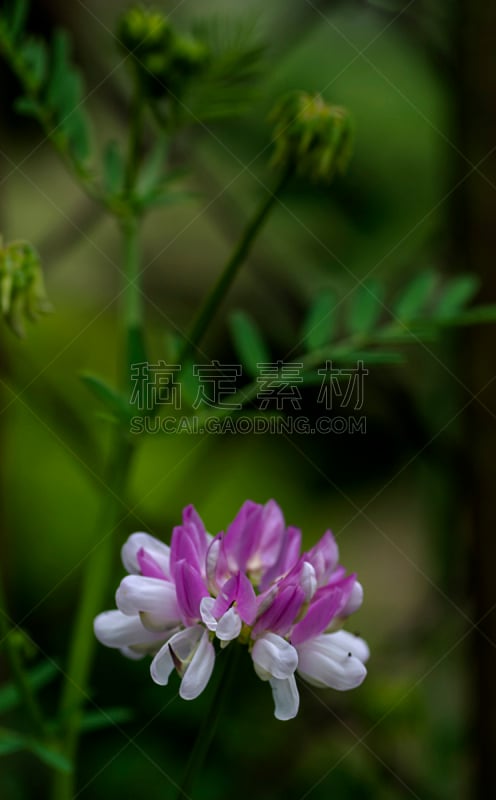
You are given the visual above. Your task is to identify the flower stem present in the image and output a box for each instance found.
[179,168,291,364]
[176,644,240,800]
[125,86,145,194]
[122,215,146,375]
[51,436,135,800]
[52,88,146,800]
[0,570,46,738]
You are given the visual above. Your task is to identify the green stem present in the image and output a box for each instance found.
[0,572,46,738]
[122,216,146,374]
[176,644,240,800]
[52,91,146,800]
[125,87,145,193]
[179,168,291,364]
[51,435,135,800]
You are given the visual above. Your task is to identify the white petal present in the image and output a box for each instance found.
[301,561,317,602]
[180,631,216,700]
[94,610,166,649]
[206,537,222,594]
[120,646,146,660]
[140,611,176,633]
[269,675,300,721]
[121,532,171,577]
[167,625,204,662]
[297,633,367,690]
[150,640,175,686]
[116,575,179,622]
[150,627,204,685]
[200,596,218,631]
[329,630,370,663]
[216,608,242,641]
[341,581,364,616]
[252,633,298,681]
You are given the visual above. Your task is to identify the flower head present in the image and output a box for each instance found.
[270,91,353,183]
[94,500,368,720]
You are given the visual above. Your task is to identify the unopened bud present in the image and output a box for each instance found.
[117,6,207,101]
[118,6,172,57]
[0,239,52,337]
[270,91,353,183]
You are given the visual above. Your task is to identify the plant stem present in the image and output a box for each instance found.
[52,88,146,800]
[125,87,145,193]
[0,572,46,738]
[51,435,135,800]
[179,168,291,364]
[122,216,146,374]
[176,644,240,800]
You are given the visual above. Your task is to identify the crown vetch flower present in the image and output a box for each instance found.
[94,500,368,720]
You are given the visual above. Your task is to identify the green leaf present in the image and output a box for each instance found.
[64,109,91,163]
[0,727,71,772]
[0,726,26,756]
[55,70,83,121]
[179,360,201,409]
[14,96,41,118]
[375,322,438,344]
[28,740,72,773]
[302,290,337,351]
[438,304,496,327]
[393,269,437,320]
[318,343,406,364]
[0,662,58,715]
[80,707,133,733]
[127,326,148,370]
[21,37,47,89]
[6,0,28,41]
[144,187,194,209]
[45,30,70,106]
[435,274,480,319]
[348,280,383,336]
[103,140,125,195]
[136,135,168,198]
[229,311,270,379]
[164,331,181,362]
[80,373,131,421]
[329,348,406,364]
[183,19,265,122]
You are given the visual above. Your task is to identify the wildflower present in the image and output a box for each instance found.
[94,500,368,720]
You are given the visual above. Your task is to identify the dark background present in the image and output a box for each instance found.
[1,1,496,798]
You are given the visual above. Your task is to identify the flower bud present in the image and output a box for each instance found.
[270,91,353,183]
[117,6,208,102]
[0,239,52,337]
[118,6,172,58]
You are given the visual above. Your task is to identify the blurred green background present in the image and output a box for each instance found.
[1,1,496,798]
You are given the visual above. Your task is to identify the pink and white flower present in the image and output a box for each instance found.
[94,500,368,720]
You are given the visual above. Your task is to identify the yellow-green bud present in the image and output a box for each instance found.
[0,239,52,337]
[117,6,208,103]
[270,91,354,183]
[118,6,172,58]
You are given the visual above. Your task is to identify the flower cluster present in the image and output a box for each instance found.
[0,238,51,337]
[94,500,368,720]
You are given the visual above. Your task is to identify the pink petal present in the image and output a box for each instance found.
[304,531,339,586]
[253,584,305,637]
[174,560,209,624]
[137,547,168,580]
[291,586,343,645]
[121,532,171,578]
